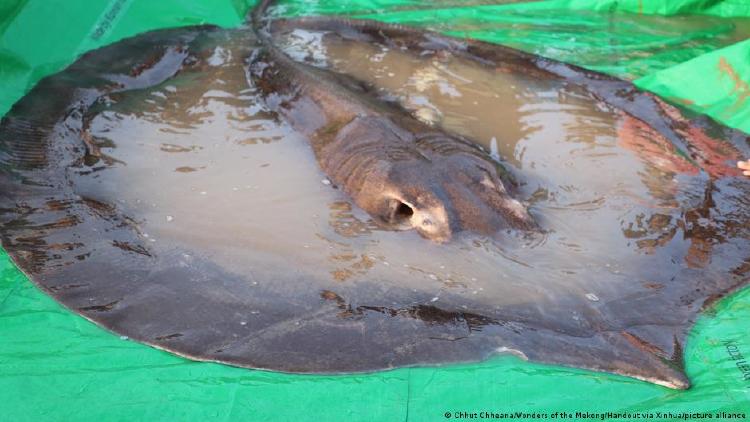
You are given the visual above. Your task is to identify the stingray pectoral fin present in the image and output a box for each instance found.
[523,329,690,389]
[0,76,80,174]
[603,331,689,389]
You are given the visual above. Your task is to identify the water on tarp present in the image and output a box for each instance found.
[79,26,749,333]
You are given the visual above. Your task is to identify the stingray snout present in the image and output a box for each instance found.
[383,196,453,242]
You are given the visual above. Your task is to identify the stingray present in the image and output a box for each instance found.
[0,4,748,390]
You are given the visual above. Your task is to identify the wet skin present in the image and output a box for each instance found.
[249,7,748,388]
[249,20,537,242]
[0,6,748,390]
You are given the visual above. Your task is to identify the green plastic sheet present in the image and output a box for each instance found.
[1,1,749,420]
[635,38,750,133]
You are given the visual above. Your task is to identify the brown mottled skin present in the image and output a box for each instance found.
[249,0,537,243]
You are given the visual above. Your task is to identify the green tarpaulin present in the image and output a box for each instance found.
[1,1,748,420]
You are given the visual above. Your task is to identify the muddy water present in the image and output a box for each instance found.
[76,26,749,322]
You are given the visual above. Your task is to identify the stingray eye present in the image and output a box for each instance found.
[386,198,414,225]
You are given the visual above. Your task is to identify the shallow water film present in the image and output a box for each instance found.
[0,23,748,389]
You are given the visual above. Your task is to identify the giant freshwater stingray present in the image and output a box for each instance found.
[0,1,749,389]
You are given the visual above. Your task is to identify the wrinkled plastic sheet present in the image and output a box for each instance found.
[0,0,748,420]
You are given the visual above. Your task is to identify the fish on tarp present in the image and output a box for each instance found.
[247,1,749,388]
[0,1,747,391]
